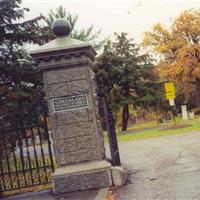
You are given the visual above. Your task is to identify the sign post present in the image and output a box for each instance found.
[164,82,176,125]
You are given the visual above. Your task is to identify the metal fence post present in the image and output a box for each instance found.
[0,183,3,198]
[97,77,121,166]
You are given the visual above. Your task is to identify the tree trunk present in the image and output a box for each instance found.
[195,78,200,108]
[121,103,129,132]
[121,83,130,132]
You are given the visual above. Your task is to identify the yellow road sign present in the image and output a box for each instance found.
[164,82,175,100]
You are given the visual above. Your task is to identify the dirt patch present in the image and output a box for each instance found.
[106,187,116,200]
[160,124,192,131]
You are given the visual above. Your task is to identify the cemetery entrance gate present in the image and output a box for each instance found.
[0,91,54,196]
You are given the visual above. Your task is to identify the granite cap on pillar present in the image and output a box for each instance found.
[31,37,95,56]
[30,30,96,71]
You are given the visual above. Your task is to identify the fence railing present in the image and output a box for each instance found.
[0,91,54,195]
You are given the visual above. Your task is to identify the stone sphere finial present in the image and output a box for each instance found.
[52,19,71,37]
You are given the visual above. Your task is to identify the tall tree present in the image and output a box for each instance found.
[41,6,105,50]
[142,9,200,107]
[0,0,43,124]
[96,33,159,131]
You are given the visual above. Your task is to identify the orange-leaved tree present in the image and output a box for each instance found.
[142,9,200,107]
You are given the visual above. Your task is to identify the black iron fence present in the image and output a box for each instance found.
[0,91,54,195]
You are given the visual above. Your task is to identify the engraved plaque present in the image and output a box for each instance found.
[52,94,89,112]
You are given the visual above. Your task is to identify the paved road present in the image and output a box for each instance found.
[14,141,55,158]
[112,131,200,200]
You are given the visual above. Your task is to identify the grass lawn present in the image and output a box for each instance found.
[104,116,200,143]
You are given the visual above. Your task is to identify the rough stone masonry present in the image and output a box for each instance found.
[30,19,112,194]
[43,66,105,166]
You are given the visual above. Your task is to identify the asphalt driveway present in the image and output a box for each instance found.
[112,131,200,199]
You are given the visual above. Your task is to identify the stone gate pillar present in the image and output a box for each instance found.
[30,20,112,194]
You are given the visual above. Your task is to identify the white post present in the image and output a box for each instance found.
[181,105,188,120]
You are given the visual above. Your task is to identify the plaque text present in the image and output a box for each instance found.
[52,94,89,112]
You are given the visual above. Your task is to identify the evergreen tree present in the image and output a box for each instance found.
[41,6,105,50]
[0,0,43,124]
[96,33,160,131]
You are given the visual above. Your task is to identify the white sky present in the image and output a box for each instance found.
[22,0,200,43]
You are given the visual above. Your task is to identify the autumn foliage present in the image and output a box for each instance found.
[142,9,200,107]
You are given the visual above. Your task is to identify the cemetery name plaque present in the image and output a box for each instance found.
[52,94,89,112]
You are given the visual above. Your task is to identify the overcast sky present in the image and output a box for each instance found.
[22,0,200,43]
